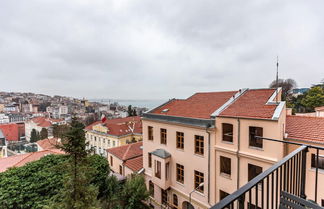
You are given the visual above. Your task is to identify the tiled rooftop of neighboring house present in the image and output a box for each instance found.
[150,91,238,119]
[36,138,60,150]
[0,123,20,141]
[30,117,63,127]
[0,149,65,172]
[124,156,143,172]
[85,116,142,136]
[286,115,324,143]
[107,141,143,161]
[149,88,280,120]
[219,89,278,119]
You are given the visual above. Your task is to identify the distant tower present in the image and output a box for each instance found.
[276,56,279,103]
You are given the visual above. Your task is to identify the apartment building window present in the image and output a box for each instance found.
[161,189,168,205]
[222,123,233,142]
[194,135,204,155]
[148,153,152,168]
[176,164,184,184]
[148,126,153,140]
[160,128,167,144]
[248,164,262,181]
[249,127,263,148]
[194,170,204,193]
[220,190,229,200]
[176,132,184,149]
[155,160,161,179]
[173,194,178,207]
[220,156,231,176]
[166,162,170,180]
[119,165,123,175]
[149,181,154,197]
[110,156,113,166]
[311,154,324,170]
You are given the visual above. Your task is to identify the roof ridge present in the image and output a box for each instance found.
[13,152,33,167]
[122,143,132,160]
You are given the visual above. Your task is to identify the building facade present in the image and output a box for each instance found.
[85,116,142,156]
[142,88,288,209]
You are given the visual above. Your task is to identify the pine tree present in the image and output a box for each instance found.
[30,129,38,142]
[40,128,48,140]
[51,117,100,209]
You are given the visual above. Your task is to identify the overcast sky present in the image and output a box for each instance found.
[0,0,323,100]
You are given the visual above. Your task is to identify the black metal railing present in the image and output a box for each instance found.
[211,136,324,209]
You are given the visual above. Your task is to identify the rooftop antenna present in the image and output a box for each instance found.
[276,56,279,104]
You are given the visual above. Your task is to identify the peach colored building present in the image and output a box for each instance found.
[85,116,142,156]
[106,141,143,177]
[143,87,324,209]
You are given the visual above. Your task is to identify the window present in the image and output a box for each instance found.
[194,170,204,193]
[155,160,161,179]
[148,153,152,168]
[220,190,229,200]
[108,140,110,146]
[322,199,324,207]
[176,164,184,184]
[166,162,170,180]
[220,156,231,176]
[222,123,233,142]
[161,128,167,144]
[94,136,97,141]
[113,141,115,147]
[161,189,168,205]
[173,194,178,207]
[195,135,204,155]
[148,126,153,140]
[119,165,123,175]
[176,132,184,149]
[149,181,154,197]
[249,127,263,148]
[110,156,113,166]
[311,154,324,170]
[248,164,262,181]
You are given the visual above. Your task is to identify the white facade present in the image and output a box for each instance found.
[0,114,9,124]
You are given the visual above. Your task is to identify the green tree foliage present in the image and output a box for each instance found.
[269,78,297,101]
[0,154,108,209]
[30,129,40,142]
[52,124,70,138]
[120,175,150,209]
[100,175,121,209]
[301,86,324,111]
[51,117,100,209]
[40,128,48,140]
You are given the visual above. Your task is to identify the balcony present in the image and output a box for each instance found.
[211,137,324,209]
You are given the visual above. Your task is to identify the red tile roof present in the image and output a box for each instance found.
[107,141,143,161]
[36,138,60,150]
[31,117,63,128]
[286,115,324,143]
[0,149,65,172]
[85,116,142,136]
[151,91,238,119]
[0,123,20,141]
[124,156,143,172]
[219,89,278,119]
[315,106,324,111]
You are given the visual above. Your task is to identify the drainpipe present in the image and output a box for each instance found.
[236,118,241,190]
[205,124,212,205]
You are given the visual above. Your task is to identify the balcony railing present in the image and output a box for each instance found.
[211,137,324,209]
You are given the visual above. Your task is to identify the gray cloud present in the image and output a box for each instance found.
[0,0,323,99]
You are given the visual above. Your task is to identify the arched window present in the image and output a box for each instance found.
[173,194,178,206]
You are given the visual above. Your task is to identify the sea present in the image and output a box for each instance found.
[89,99,166,109]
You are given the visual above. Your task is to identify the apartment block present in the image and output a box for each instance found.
[85,116,142,156]
[142,88,287,209]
